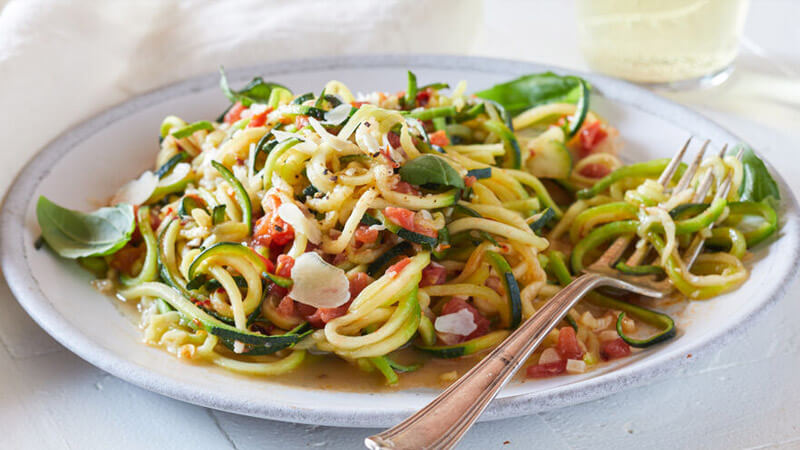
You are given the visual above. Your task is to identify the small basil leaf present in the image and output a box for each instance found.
[219,66,290,107]
[475,72,587,116]
[399,155,465,189]
[729,144,780,204]
[36,196,135,259]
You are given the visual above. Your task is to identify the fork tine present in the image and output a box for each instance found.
[674,139,709,192]
[684,144,742,267]
[592,137,693,269]
[692,143,728,202]
[657,136,692,186]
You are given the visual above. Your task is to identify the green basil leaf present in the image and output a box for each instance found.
[399,155,465,189]
[729,144,780,204]
[36,196,135,259]
[219,66,290,107]
[475,72,587,116]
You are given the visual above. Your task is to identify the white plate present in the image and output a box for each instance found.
[2,55,799,427]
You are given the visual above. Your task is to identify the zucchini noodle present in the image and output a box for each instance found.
[61,70,776,386]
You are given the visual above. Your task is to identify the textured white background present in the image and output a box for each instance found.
[1,1,799,448]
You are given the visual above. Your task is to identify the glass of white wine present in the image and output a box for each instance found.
[576,0,750,89]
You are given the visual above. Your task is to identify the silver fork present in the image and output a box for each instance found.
[365,139,742,450]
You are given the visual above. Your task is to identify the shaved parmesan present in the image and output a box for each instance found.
[434,308,477,336]
[323,103,353,126]
[159,162,191,187]
[111,170,157,205]
[277,201,322,244]
[538,347,561,364]
[272,129,302,143]
[289,252,350,308]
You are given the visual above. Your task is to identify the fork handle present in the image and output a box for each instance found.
[364,273,606,450]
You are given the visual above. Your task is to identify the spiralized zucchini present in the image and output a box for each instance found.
[71,70,777,386]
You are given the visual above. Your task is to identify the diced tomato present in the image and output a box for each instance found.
[420,262,448,287]
[354,225,380,245]
[267,255,295,298]
[387,131,401,149]
[295,115,309,129]
[415,90,431,107]
[601,338,631,360]
[464,175,477,187]
[578,163,612,179]
[383,207,438,239]
[224,102,247,125]
[556,327,584,360]
[384,207,416,230]
[247,108,272,128]
[300,273,371,328]
[293,302,316,318]
[109,244,144,276]
[578,121,608,158]
[440,297,490,342]
[276,295,296,318]
[526,360,567,378]
[351,101,368,108]
[386,257,412,277]
[392,180,421,195]
[252,195,294,247]
[348,272,372,298]
[305,303,348,328]
[429,130,450,147]
[275,254,295,278]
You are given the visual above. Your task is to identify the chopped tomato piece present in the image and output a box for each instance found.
[383,207,416,230]
[601,338,631,360]
[252,195,294,247]
[556,327,584,360]
[354,225,380,245]
[392,180,421,195]
[387,131,401,149]
[224,102,247,125]
[526,360,567,378]
[578,121,608,157]
[429,130,450,147]
[464,175,477,187]
[348,272,372,298]
[275,255,295,278]
[350,101,368,108]
[578,163,612,178]
[415,90,431,107]
[383,207,438,238]
[420,262,448,287]
[302,272,372,328]
[305,302,349,328]
[386,257,412,277]
[109,244,144,276]
[276,295,296,318]
[440,297,490,342]
[247,108,272,128]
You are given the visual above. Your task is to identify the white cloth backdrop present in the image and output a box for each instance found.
[0,0,481,196]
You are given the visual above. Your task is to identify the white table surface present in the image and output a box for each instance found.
[2,1,799,448]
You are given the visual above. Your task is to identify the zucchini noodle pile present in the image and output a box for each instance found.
[71,70,777,385]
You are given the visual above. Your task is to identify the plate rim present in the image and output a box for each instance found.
[2,54,799,427]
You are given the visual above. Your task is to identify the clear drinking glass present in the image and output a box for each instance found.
[576,0,750,89]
